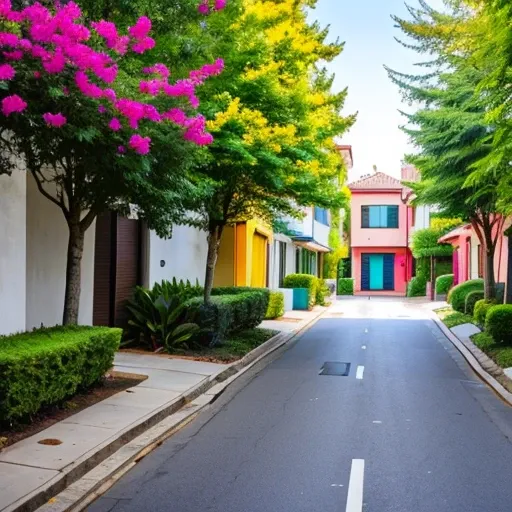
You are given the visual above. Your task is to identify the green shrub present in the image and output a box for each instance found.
[407,276,427,297]
[150,278,203,302]
[435,274,453,295]
[211,286,268,296]
[448,279,484,313]
[315,279,331,306]
[464,290,484,316]
[126,288,199,351]
[186,290,270,345]
[127,288,199,351]
[265,291,285,319]
[485,305,512,345]
[474,299,496,326]
[337,278,354,296]
[283,274,318,307]
[0,326,121,422]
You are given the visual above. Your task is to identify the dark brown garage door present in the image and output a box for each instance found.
[93,213,141,328]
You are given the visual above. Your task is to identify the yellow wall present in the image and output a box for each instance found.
[213,225,235,287]
[214,220,272,288]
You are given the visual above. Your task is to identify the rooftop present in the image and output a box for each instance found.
[348,171,408,191]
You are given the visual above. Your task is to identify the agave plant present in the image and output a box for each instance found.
[126,287,199,352]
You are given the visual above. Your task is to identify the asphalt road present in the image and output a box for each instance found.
[89,298,512,512]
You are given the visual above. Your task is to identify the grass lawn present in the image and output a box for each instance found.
[167,328,279,364]
[436,308,474,329]
[471,332,512,369]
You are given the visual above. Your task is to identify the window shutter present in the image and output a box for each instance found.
[361,254,370,290]
[383,254,395,290]
[362,206,370,228]
[387,206,399,228]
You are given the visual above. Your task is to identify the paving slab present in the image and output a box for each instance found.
[452,323,481,340]
[101,387,181,410]
[61,403,156,430]
[122,367,207,392]
[114,353,227,376]
[0,463,59,511]
[0,423,113,471]
[504,368,512,380]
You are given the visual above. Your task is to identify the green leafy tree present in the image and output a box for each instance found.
[188,0,355,302]
[389,3,502,299]
[0,1,221,323]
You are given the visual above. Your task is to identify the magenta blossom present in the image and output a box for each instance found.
[2,94,27,115]
[117,145,126,154]
[0,63,15,80]
[129,134,151,155]
[43,112,67,127]
[128,16,151,40]
[98,105,106,113]
[33,70,41,78]
[214,0,227,10]
[198,1,209,14]
[109,117,122,131]
[3,50,23,60]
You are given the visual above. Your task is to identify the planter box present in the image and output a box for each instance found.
[292,288,309,310]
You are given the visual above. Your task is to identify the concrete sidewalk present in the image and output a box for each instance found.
[0,306,326,512]
[0,354,229,512]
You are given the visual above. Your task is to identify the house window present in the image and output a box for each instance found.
[314,207,329,226]
[361,205,399,228]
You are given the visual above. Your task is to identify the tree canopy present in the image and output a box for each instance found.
[388,0,506,298]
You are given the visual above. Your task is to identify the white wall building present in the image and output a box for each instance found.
[0,169,95,335]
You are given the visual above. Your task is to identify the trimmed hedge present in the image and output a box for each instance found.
[337,278,354,296]
[186,289,270,345]
[0,326,121,422]
[448,279,484,313]
[407,276,427,297]
[265,291,285,319]
[435,274,453,295]
[283,274,318,307]
[474,299,496,326]
[465,290,484,315]
[485,305,512,345]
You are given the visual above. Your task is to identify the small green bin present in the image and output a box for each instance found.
[293,288,309,310]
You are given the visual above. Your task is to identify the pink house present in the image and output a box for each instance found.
[349,172,414,295]
[438,218,511,293]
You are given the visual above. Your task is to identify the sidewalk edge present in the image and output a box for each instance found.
[429,311,512,405]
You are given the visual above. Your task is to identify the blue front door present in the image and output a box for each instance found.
[369,255,384,290]
[361,253,395,291]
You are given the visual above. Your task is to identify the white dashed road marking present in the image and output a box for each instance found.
[356,366,365,380]
[346,459,365,512]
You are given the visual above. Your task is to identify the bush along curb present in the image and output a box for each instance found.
[429,310,512,405]
[22,307,328,512]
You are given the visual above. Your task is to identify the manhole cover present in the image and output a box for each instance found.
[38,438,63,446]
[319,362,351,376]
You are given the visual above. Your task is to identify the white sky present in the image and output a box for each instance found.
[312,0,445,181]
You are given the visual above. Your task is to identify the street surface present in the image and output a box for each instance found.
[89,298,512,512]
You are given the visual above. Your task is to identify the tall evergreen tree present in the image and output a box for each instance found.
[388,2,501,298]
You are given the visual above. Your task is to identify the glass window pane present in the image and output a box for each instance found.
[369,206,380,227]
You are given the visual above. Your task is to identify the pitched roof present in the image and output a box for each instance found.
[348,172,405,191]
[438,224,472,244]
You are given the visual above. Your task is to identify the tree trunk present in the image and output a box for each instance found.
[204,225,223,304]
[484,248,497,300]
[63,220,85,325]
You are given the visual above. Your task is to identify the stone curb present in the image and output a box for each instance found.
[30,307,327,512]
[429,312,512,405]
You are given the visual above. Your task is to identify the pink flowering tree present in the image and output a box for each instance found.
[0,0,224,324]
